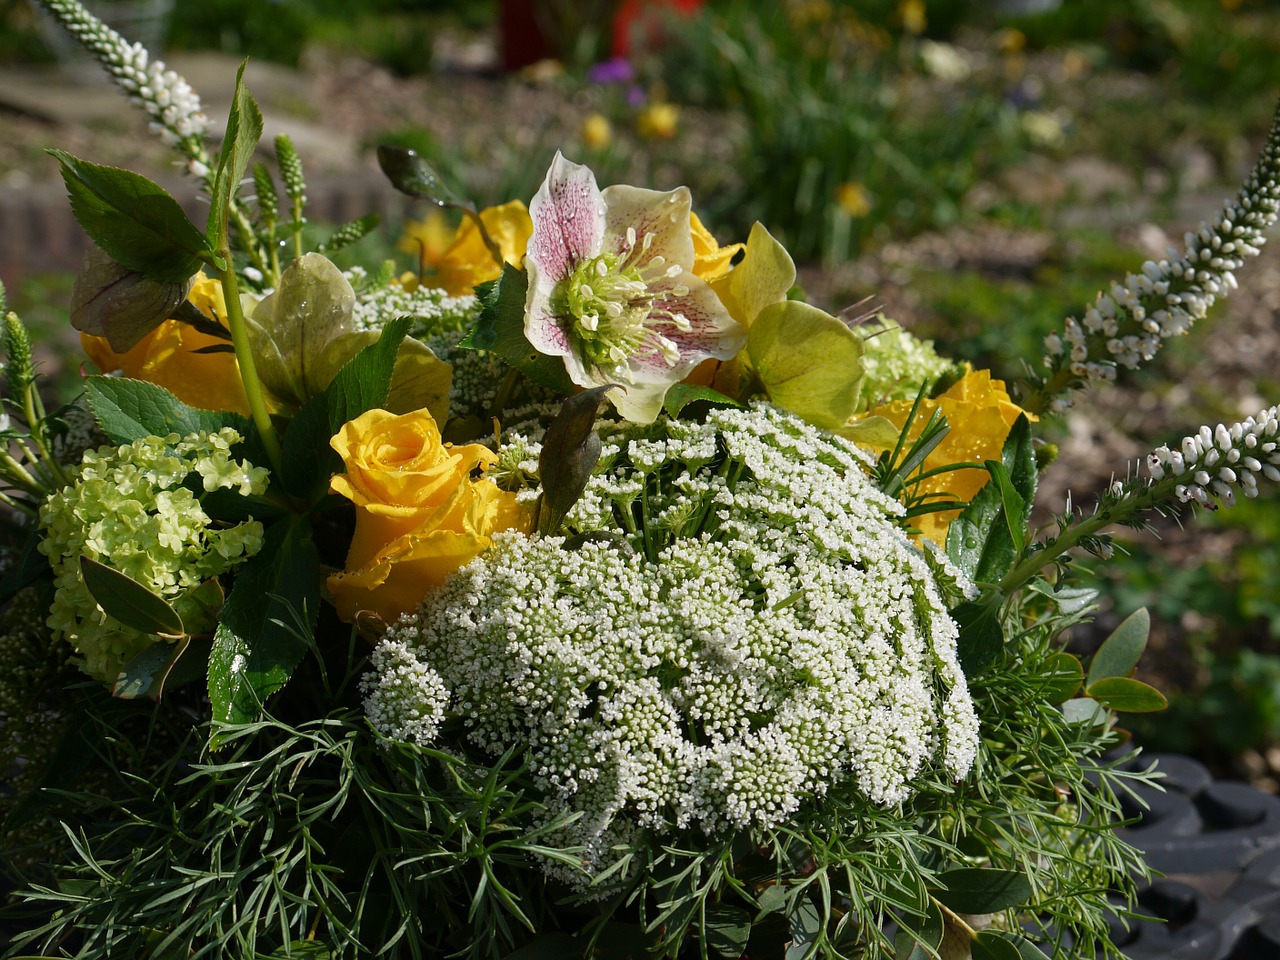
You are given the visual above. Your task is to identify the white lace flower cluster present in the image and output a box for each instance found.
[39,429,269,683]
[1043,105,1280,409]
[364,404,978,880]
[40,0,209,170]
[346,270,478,337]
[1145,404,1280,509]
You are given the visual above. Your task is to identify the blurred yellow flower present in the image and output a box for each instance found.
[898,0,926,35]
[80,273,251,415]
[398,201,533,297]
[689,212,743,282]
[997,27,1026,54]
[854,368,1036,546]
[326,408,530,624]
[836,181,872,218]
[582,112,613,149]
[637,102,679,140]
[398,210,453,269]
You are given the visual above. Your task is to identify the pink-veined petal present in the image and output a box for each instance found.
[523,257,573,358]
[526,152,606,284]
[600,184,696,271]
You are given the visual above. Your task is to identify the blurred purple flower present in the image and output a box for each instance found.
[588,57,635,85]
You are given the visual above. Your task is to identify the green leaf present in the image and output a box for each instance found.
[663,383,740,419]
[48,149,210,282]
[376,145,463,205]
[893,901,943,960]
[85,375,250,444]
[254,941,332,960]
[931,867,1033,915]
[461,264,575,393]
[747,300,864,430]
[945,416,1034,585]
[951,594,1004,676]
[1041,652,1083,704]
[80,555,184,638]
[207,516,319,738]
[971,931,1023,960]
[704,904,752,959]
[113,634,201,700]
[208,60,264,244]
[785,898,822,960]
[70,246,193,352]
[722,221,795,326]
[987,461,1026,556]
[1086,607,1150,686]
[1085,676,1168,713]
[538,385,616,535]
[979,932,1049,959]
[1062,696,1109,726]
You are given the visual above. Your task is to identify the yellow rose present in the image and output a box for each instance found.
[80,273,251,415]
[399,201,534,297]
[856,369,1036,546]
[326,408,530,624]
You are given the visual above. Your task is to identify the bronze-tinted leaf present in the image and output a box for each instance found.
[538,385,617,535]
[71,246,193,352]
[376,145,460,205]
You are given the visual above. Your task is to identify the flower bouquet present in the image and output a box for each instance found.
[3,3,1280,959]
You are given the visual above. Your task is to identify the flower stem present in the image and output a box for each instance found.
[212,251,283,475]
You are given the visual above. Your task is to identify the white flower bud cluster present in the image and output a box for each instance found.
[365,404,979,883]
[1044,106,1280,400]
[40,1,208,154]
[1145,405,1280,509]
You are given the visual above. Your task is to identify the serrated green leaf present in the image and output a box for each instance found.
[80,555,184,638]
[48,149,210,282]
[460,263,575,393]
[1086,607,1150,686]
[70,246,193,352]
[208,517,319,739]
[85,375,250,444]
[893,900,943,960]
[704,904,752,959]
[971,931,1023,960]
[931,868,1032,915]
[663,383,739,419]
[951,595,1005,676]
[208,60,264,243]
[1041,652,1083,704]
[747,299,864,430]
[1085,676,1168,713]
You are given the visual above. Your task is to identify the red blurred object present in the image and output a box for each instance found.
[499,0,554,72]
[613,0,705,57]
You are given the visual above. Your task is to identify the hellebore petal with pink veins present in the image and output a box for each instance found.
[524,152,745,423]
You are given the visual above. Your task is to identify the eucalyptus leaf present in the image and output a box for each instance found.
[70,246,193,352]
[704,904,752,959]
[747,299,864,430]
[208,60,264,244]
[1062,696,1110,726]
[79,555,184,638]
[461,264,575,393]
[538,385,617,535]
[931,867,1032,915]
[971,931,1024,960]
[1086,607,1150,686]
[1041,652,1084,704]
[893,900,943,960]
[112,633,205,701]
[48,149,210,281]
[1085,676,1168,713]
[785,898,822,960]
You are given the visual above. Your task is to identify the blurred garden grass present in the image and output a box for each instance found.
[4,0,1280,779]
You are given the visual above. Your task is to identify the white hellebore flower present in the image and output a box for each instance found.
[523,152,745,422]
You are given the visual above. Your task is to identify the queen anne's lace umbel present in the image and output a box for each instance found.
[365,405,978,880]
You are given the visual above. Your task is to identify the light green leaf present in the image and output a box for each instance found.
[79,555,184,638]
[1062,697,1109,726]
[1086,607,1150,686]
[208,60,264,244]
[747,300,864,430]
[663,383,740,419]
[49,149,210,282]
[70,246,193,352]
[931,867,1033,915]
[1085,676,1168,713]
[837,414,903,448]
[785,898,822,960]
[723,221,796,327]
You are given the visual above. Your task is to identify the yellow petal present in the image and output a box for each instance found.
[435,200,533,296]
[689,211,744,283]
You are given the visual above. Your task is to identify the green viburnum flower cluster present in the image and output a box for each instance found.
[366,404,978,883]
[38,428,269,683]
[856,319,954,405]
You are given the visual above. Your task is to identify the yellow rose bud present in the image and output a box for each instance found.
[326,408,530,624]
